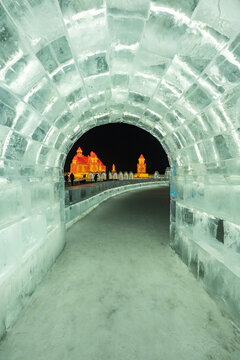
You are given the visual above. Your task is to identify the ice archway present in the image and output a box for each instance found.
[1,0,240,335]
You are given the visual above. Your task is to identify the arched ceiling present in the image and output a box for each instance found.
[0,0,240,172]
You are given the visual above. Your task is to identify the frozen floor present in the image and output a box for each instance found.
[1,187,240,360]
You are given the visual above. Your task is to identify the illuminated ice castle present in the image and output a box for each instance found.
[70,147,106,178]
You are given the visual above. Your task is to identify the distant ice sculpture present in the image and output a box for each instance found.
[118,172,123,181]
[100,172,106,181]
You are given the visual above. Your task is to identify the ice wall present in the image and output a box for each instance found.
[0,0,240,335]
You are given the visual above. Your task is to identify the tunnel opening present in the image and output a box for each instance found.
[63,122,170,227]
[64,122,169,175]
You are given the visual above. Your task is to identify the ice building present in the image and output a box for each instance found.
[135,154,149,178]
[0,0,240,339]
[70,147,106,178]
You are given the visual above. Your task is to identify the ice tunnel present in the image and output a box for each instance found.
[0,0,240,336]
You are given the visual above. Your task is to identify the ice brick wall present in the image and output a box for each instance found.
[0,0,240,335]
[170,159,240,324]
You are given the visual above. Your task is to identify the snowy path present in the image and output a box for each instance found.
[1,186,240,360]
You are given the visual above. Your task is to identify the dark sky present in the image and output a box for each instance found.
[64,123,169,174]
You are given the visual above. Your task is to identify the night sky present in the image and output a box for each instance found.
[64,123,169,174]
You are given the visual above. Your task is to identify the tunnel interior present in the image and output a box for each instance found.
[0,0,240,336]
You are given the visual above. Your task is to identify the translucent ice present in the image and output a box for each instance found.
[0,0,240,337]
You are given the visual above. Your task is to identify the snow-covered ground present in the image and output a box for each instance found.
[0,187,240,360]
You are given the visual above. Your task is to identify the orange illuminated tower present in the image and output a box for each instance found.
[135,154,149,178]
[112,164,116,173]
[137,154,146,174]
